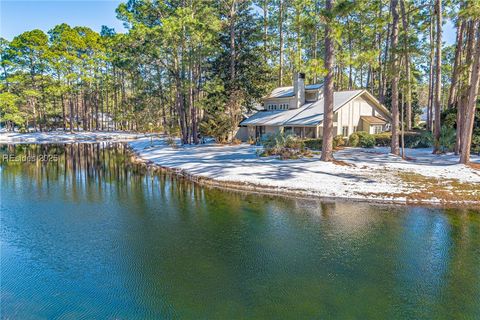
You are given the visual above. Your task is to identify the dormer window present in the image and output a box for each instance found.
[266,103,289,111]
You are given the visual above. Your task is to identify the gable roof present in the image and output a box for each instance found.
[264,83,323,99]
[360,116,387,124]
[241,90,390,127]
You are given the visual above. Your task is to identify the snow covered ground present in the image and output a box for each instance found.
[1,133,478,204]
[129,138,480,205]
[0,131,146,143]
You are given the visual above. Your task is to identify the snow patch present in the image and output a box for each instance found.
[129,138,480,204]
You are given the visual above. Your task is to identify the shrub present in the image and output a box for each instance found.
[231,138,241,145]
[415,131,433,148]
[443,112,457,129]
[285,135,305,150]
[260,132,309,159]
[166,136,177,148]
[247,136,256,145]
[333,135,346,148]
[371,131,434,148]
[261,133,279,150]
[438,126,456,152]
[356,131,376,148]
[472,128,480,155]
[277,148,313,160]
[348,132,360,147]
[372,132,391,147]
[304,138,322,150]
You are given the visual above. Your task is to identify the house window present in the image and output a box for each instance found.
[294,127,303,137]
[373,125,383,134]
[284,126,293,135]
[342,126,349,137]
[333,113,338,122]
[305,127,315,138]
[353,126,358,132]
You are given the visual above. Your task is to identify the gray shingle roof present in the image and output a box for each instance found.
[305,84,323,90]
[265,83,323,99]
[241,90,365,126]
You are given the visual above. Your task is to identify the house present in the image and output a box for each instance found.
[240,73,391,140]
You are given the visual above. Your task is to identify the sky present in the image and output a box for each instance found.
[1,0,457,45]
[0,0,126,40]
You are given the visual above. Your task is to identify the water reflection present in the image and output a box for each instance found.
[1,143,479,319]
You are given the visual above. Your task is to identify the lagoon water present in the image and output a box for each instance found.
[1,143,479,319]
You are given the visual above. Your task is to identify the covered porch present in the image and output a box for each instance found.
[247,125,321,139]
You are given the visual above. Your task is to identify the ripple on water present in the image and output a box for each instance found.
[1,143,479,319]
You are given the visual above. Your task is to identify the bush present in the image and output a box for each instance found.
[285,135,305,150]
[260,132,310,159]
[333,135,346,148]
[438,126,456,152]
[302,137,345,150]
[261,133,280,150]
[472,128,480,155]
[231,138,241,145]
[166,136,177,148]
[371,131,434,148]
[415,131,433,148]
[304,138,322,150]
[348,132,360,147]
[372,132,391,147]
[356,131,376,148]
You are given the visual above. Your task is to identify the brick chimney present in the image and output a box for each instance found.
[293,72,305,108]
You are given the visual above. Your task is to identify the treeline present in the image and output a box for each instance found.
[0,0,479,161]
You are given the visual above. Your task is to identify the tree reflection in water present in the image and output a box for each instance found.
[1,143,479,319]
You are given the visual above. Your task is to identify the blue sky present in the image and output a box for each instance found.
[1,0,456,45]
[1,0,126,40]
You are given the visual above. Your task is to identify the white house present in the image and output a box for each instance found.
[240,73,391,140]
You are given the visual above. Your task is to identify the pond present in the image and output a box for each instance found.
[1,143,479,319]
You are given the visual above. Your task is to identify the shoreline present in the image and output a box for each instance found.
[1,132,479,207]
[126,141,480,208]
[0,131,147,144]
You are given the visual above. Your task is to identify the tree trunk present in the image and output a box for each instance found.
[400,0,412,130]
[379,21,391,103]
[61,94,66,131]
[433,0,442,153]
[229,0,237,85]
[321,0,335,162]
[69,96,74,133]
[456,20,477,154]
[427,12,435,131]
[390,0,400,156]
[278,0,284,86]
[348,19,353,90]
[448,19,466,109]
[95,84,99,131]
[460,21,480,164]
[263,0,268,62]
